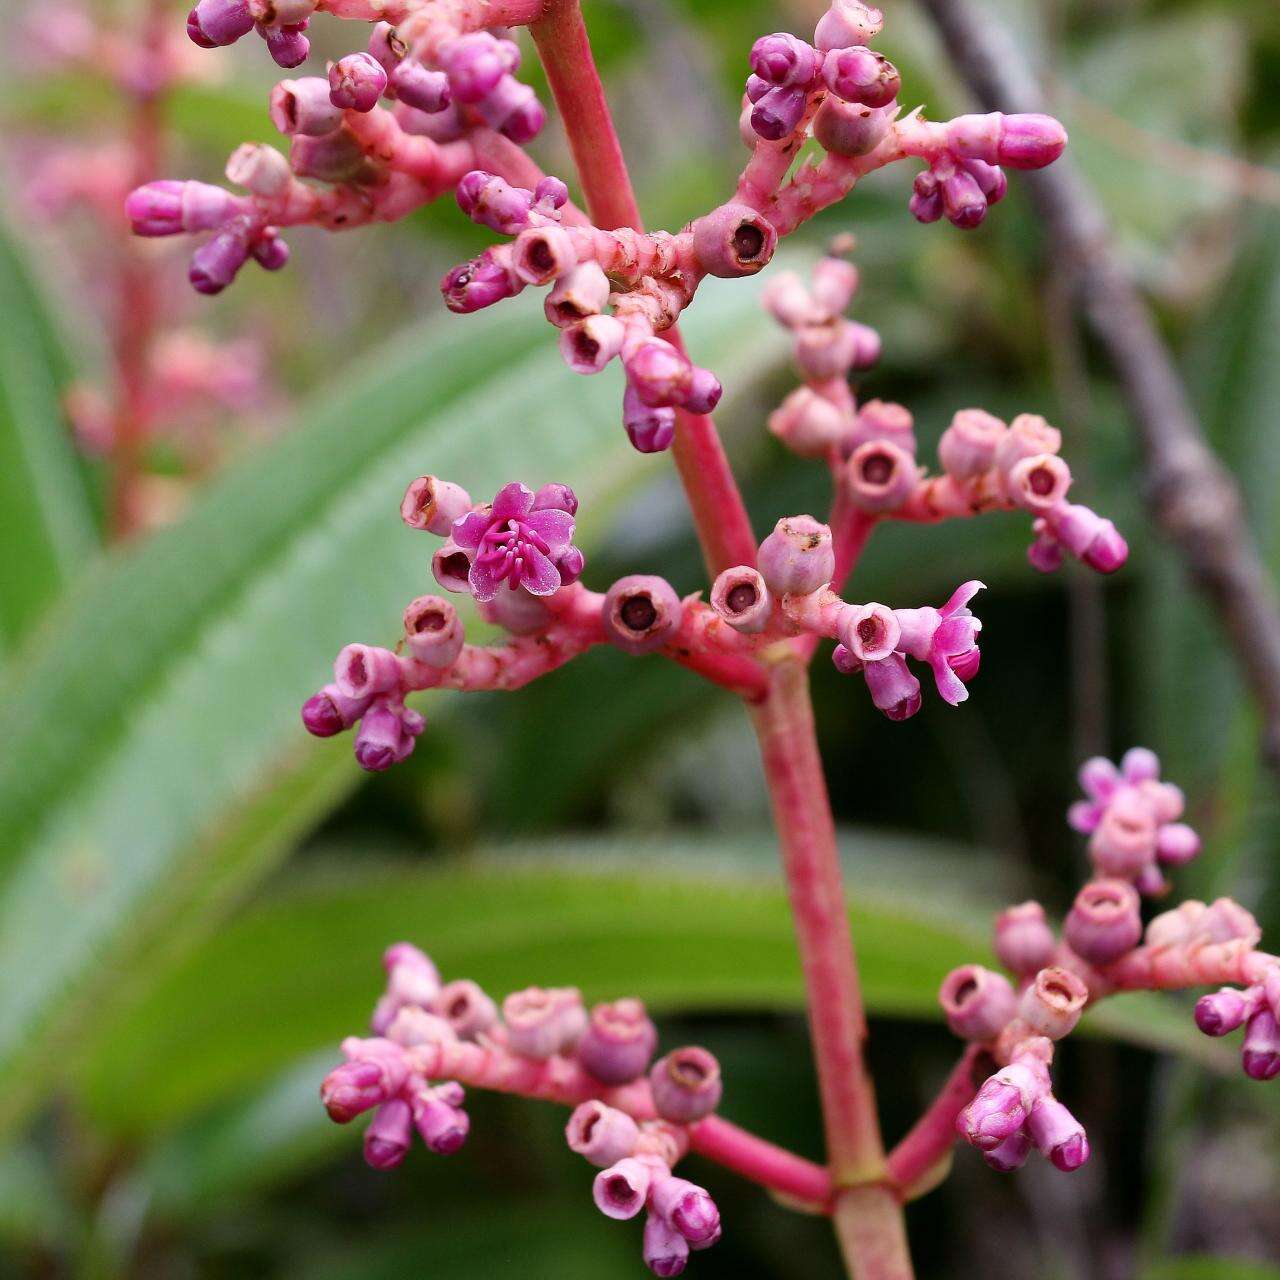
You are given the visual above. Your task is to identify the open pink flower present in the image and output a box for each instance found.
[451,482,578,602]
[893,581,984,705]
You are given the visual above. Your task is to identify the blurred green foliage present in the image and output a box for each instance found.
[1,0,1279,1275]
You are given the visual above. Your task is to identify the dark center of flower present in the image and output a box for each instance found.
[861,452,893,485]
[727,583,757,612]
[529,240,554,272]
[953,977,977,1004]
[412,608,447,633]
[1029,465,1055,496]
[620,594,658,632]
[857,618,880,645]
[733,223,765,260]
[440,551,470,582]
[606,1176,633,1204]
[574,332,600,361]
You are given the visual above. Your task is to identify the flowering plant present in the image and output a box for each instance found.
[90,0,1280,1275]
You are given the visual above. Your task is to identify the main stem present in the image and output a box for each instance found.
[530,7,912,1275]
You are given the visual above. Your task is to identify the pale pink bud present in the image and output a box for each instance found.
[1156,822,1201,866]
[432,979,498,1040]
[559,314,625,374]
[225,142,290,196]
[512,225,576,285]
[566,1101,640,1167]
[270,77,343,136]
[593,1158,653,1219]
[603,575,683,655]
[995,413,1061,476]
[1019,967,1088,1040]
[363,1098,412,1169]
[403,595,465,668]
[710,566,772,633]
[502,986,587,1060]
[577,999,658,1084]
[328,52,387,112]
[1026,1097,1089,1171]
[762,271,819,327]
[1007,454,1072,513]
[643,1211,690,1276]
[846,439,917,512]
[994,901,1055,976]
[848,399,915,455]
[984,1129,1032,1171]
[544,262,611,326]
[1089,792,1157,879]
[400,475,472,534]
[939,964,1017,1041]
[431,539,473,593]
[1196,987,1256,1037]
[648,1047,723,1123]
[1064,879,1142,965]
[838,602,900,662]
[813,97,892,156]
[690,203,778,277]
[768,387,849,457]
[814,0,884,51]
[757,515,835,595]
[938,408,1006,481]
[334,644,401,699]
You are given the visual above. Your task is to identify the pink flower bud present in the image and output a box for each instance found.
[400,475,472,534]
[993,901,1055,976]
[1007,454,1071,513]
[848,399,915,455]
[1064,879,1142,965]
[941,164,987,229]
[188,223,253,295]
[335,644,401,700]
[814,97,892,157]
[264,23,310,69]
[438,32,507,104]
[456,169,536,235]
[814,0,884,51]
[983,1129,1032,1172]
[794,319,871,380]
[762,270,818,327]
[475,75,546,143]
[544,262,611,326]
[321,1038,408,1122]
[846,439,917,512]
[959,1077,1027,1151]
[353,700,418,772]
[1195,987,1256,1037]
[289,129,371,185]
[996,113,1068,169]
[768,387,849,458]
[822,45,899,108]
[839,602,900,662]
[863,652,921,721]
[810,253,860,314]
[391,61,452,113]
[938,408,1006,481]
[512,225,576,285]
[648,1047,723,1123]
[1121,746,1159,782]
[270,77,343,136]
[189,0,253,46]
[1199,898,1261,947]
[623,387,676,453]
[1156,822,1200,866]
[413,1094,470,1153]
[441,250,519,313]
[908,170,943,224]
[502,986,587,1060]
[603,575,683,655]
[433,979,498,1040]
[939,964,1017,1041]
[363,1098,413,1169]
[126,180,233,237]
[626,339,693,408]
[577,999,658,1084]
[558,313,625,374]
[383,940,438,988]
[750,32,820,87]
[1026,1097,1089,1171]
[1019,967,1088,1040]
[225,143,290,197]
[1145,900,1206,949]
[367,20,405,73]
[643,1211,690,1275]
[593,1157,653,1219]
[301,684,370,737]
[690,204,778,278]
[710,566,772,633]
[403,595,465,668]
[995,413,1061,475]
[1089,792,1157,879]
[758,515,835,595]
[328,52,387,112]
[1242,1009,1280,1081]
[566,1101,640,1167]
[533,483,578,515]
[650,1176,722,1246]
[750,85,808,140]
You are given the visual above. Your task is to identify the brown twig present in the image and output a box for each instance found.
[916,0,1280,772]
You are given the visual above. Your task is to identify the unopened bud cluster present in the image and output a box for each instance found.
[321,941,726,1274]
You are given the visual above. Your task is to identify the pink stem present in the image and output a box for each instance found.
[391,1038,829,1201]
[528,5,911,1273]
[884,1046,985,1198]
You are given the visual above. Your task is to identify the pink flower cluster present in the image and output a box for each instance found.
[1068,748,1201,896]
[321,941,727,1274]
[931,748,1279,1182]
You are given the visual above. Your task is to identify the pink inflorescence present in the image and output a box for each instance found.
[321,942,725,1274]
[937,748,1279,1179]
[1068,747,1200,897]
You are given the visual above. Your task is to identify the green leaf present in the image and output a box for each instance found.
[0,277,784,1138]
[1141,1259,1280,1280]
[73,835,1225,1136]
[0,211,98,651]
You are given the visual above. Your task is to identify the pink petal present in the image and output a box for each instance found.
[521,507,574,554]
[935,615,979,656]
[515,543,561,596]
[930,654,969,705]
[491,482,534,521]
[451,508,492,552]
[940,579,985,618]
[468,556,503,602]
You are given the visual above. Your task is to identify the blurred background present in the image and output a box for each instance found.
[1,0,1279,1275]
